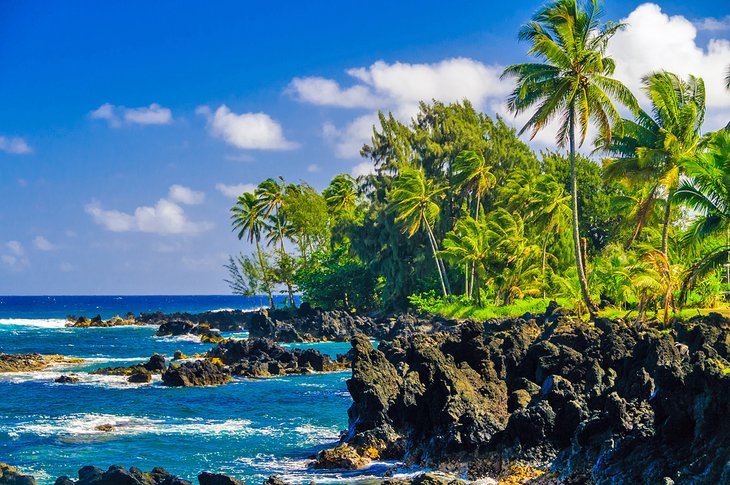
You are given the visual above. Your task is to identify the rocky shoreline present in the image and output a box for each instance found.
[0,354,84,372]
[310,304,730,483]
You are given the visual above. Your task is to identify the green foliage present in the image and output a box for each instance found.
[294,248,378,311]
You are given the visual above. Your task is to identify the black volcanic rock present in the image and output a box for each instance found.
[206,337,348,377]
[330,307,730,484]
[162,360,231,387]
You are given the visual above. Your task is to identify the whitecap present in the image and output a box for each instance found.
[0,318,68,329]
[4,413,257,441]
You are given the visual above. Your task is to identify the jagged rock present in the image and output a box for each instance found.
[65,315,138,328]
[54,375,80,383]
[91,355,167,378]
[0,354,84,373]
[62,465,192,485]
[206,338,348,377]
[338,307,730,484]
[0,464,35,485]
[261,477,288,485]
[162,360,231,387]
[311,444,370,470]
[197,472,246,485]
[155,321,224,343]
[138,310,249,332]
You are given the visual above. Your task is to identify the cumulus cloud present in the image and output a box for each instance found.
[2,241,28,270]
[695,15,730,32]
[197,105,298,150]
[168,184,205,205]
[215,183,257,198]
[0,136,32,154]
[33,236,55,251]
[608,3,730,129]
[291,58,509,159]
[85,186,212,235]
[90,103,172,127]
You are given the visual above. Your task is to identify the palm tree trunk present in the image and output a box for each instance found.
[424,218,449,298]
[625,184,658,250]
[569,107,598,314]
[255,239,274,308]
[541,235,549,299]
[661,190,672,256]
[275,206,295,308]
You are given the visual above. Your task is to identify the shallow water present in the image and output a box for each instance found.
[0,296,402,484]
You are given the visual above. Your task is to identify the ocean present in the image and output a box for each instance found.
[0,296,402,484]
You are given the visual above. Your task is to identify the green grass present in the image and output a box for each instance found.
[427,297,730,323]
[431,298,571,320]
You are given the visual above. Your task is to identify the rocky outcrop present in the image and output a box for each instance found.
[311,444,370,470]
[91,354,166,383]
[162,360,232,387]
[155,321,224,343]
[0,354,84,372]
[206,337,349,377]
[330,306,730,484]
[197,473,245,485]
[138,311,250,332]
[248,304,456,343]
[65,314,139,328]
[53,466,193,485]
[0,464,35,485]
[54,375,80,383]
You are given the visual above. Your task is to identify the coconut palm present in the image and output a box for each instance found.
[231,192,274,308]
[389,166,451,297]
[323,174,358,218]
[502,0,639,314]
[255,177,295,307]
[452,149,496,298]
[675,130,730,299]
[441,216,490,304]
[603,72,705,256]
[528,175,572,286]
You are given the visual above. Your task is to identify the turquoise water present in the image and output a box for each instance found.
[0,296,399,484]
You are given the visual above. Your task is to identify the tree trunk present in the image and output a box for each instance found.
[256,239,274,309]
[569,107,598,314]
[274,205,295,308]
[541,235,549,299]
[661,190,672,256]
[425,218,448,298]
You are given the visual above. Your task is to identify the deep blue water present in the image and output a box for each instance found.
[0,296,400,484]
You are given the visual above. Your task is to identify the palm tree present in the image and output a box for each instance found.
[675,130,730,299]
[231,192,274,308]
[255,177,295,307]
[502,0,639,314]
[389,166,451,297]
[323,174,358,218]
[528,175,572,287]
[603,72,705,256]
[452,150,496,299]
[441,216,490,304]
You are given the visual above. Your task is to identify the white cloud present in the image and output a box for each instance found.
[90,102,172,127]
[695,15,730,32]
[33,236,55,251]
[2,241,28,270]
[85,186,213,235]
[608,3,730,130]
[168,184,205,205]
[197,105,298,150]
[352,161,376,178]
[287,77,381,108]
[0,136,31,154]
[215,183,257,198]
[307,163,320,173]
[291,58,509,161]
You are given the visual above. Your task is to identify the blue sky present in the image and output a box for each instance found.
[1,1,729,295]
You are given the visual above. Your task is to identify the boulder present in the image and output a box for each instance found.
[0,464,35,485]
[161,360,231,387]
[55,375,80,384]
[197,473,246,485]
[310,444,370,470]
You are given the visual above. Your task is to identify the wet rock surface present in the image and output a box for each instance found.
[0,464,36,485]
[139,311,250,332]
[90,354,167,383]
[155,320,225,343]
[0,354,84,372]
[331,306,730,484]
[65,314,140,328]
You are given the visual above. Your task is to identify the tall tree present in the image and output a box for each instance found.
[231,192,274,308]
[441,216,491,304]
[255,177,295,307]
[675,131,730,298]
[323,174,358,218]
[502,0,638,313]
[389,166,451,297]
[603,72,705,256]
